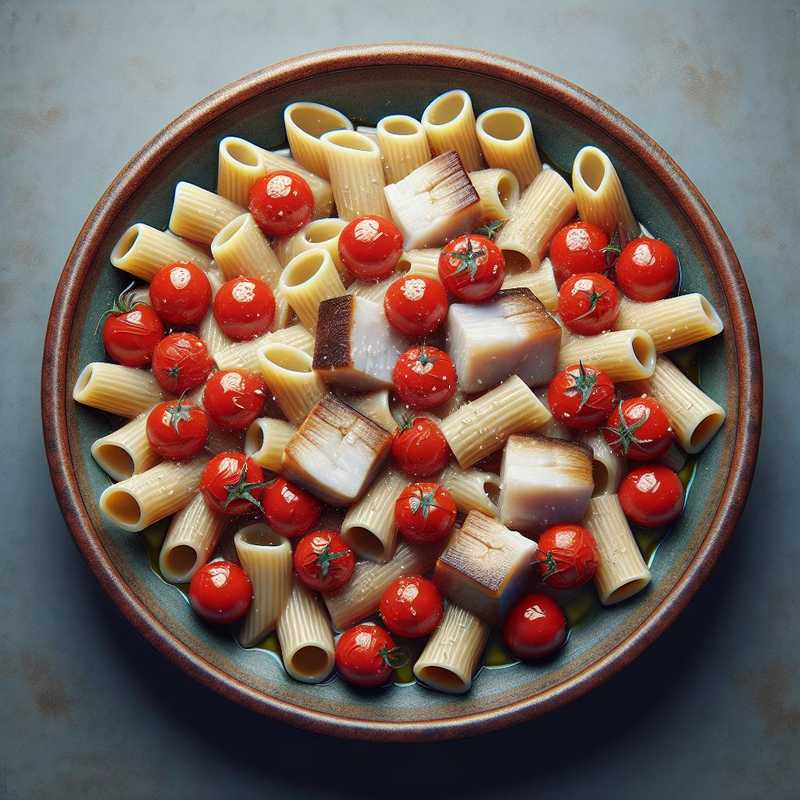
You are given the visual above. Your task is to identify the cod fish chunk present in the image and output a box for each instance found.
[434,510,538,625]
[499,434,594,534]
[447,288,561,392]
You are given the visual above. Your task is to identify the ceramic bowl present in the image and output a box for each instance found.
[42,44,762,740]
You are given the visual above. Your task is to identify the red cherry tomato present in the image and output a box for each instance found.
[438,234,505,302]
[213,277,275,341]
[547,363,616,431]
[145,397,209,460]
[384,275,449,336]
[391,417,450,478]
[503,593,567,660]
[395,482,457,544]
[536,524,600,589]
[202,369,266,431]
[263,478,321,538]
[393,346,457,410]
[152,333,213,394]
[189,560,252,624]
[558,273,620,335]
[335,623,401,688]
[619,464,684,528]
[248,170,314,237]
[615,238,679,302]
[101,287,164,367]
[603,397,673,461]
[338,214,404,281]
[294,530,355,593]
[148,261,211,327]
[379,575,444,638]
[549,221,610,285]
[200,452,267,516]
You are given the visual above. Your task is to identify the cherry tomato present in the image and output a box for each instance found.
[549,221,610,285]
[294,530,355,593]
[558,272,620,335]
[438,234,505,302]
[393,346,457,410]
[202,369,266,431]
[200,452,267,516]
[335,623,402,688]
[145,397,209,460]
[503,593,567,660]
[248,170,314,237]
[536,524,600,589]
[263,477,321,538]
[148,261,211,327]
[619,464,684,528]
[391,417,450,478]
[100,286,164,367]
[395,482,457,544]
[603,396,673,461]
[379,575,443,638]
[338,214,404,281]
[383,275,448,336]
[213,277,275,341]
[614,237,679,302]
[152,333,213,394]
[547,362,616,431]
[189,560,252,624]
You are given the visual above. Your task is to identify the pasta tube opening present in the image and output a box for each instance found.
[282,250,327,287]
[381,116,420,136]
[576,147,607,191]
[303,218,346,244]
[631,331,657,373]
[286,102,351,139]
[161,544,198,579]
[343,526,386,562]
[592,460,611,496]
[72,363,94,400]
[110,225,140,262]
[260,343,314,374]
[322,129,379,154]
[690,409,727,451]
[415,665,469,694]
[99,487,142,528]
[424,90,468,127]
[478,109,526,141]
[221,137,260,167]
[212,213,247,247]
[606,577,651,605]
[290,645,333,678]
[92,442,135,480]
[238,523,285,548]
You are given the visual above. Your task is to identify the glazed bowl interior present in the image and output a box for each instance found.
[44,46,760,740]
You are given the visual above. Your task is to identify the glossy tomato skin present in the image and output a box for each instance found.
[379,575,444,638]
[294,530,355,593]
[503,593,567,660]
[384,275,449,336]
[202,369,266,431]
[438,234,505,302]
[615,238,679,301]
[604,396,673,461]
[263,478,321,538]
[338,214,404,281]
[619,464,684,528]
[391,417,450,478]
[335,623,399,688]
[548,363,616,431]
[248,170,314,237]
[152,333,213,394]
[549,221,610,285]
[200,452,267,516]
[149,261,211,327]
[393,346,457,410]
[558,272,620,335]
[102,302,164,367]
[145,398,209,460]
[189,560,252,624]
[536,524,600,589]
[213,277,275,341]
[395,482,457,544]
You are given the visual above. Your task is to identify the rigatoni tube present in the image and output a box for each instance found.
[245,417,297,472]
[168,182,245,246]
[273,217,348,281]
[213,325,314,374]
[468,169,520,222]
[217,136,264,207]
[210,213,282,287]
[376,115,432,182]
[257,343,325,425]
[73,363,166,418]
[421,90,484,172]
[475,107,541,189]
[278,248,346,333]
[558,329,656,382]
[501,257,558,311]
[91,412,160,481]
[284,101,353,179]
[438,464,501,517]
[111,224,211,281]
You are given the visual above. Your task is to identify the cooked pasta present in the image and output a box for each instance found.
[475,107,542,189]
[244,417,296,472]
[347,275,396,304]
[257,343,325,425]
[404,247,442,281]
[213,324,314,373]
[501,257,558,311]
[217,136,265,207]
[338,389,397,432]
[284,101,354,179]
[278,248,347,332]
[235,523,293,647]
[110,225,212,281]
[413,603,490,694]
[583,494,651,605]
[91,412,160,481]
[73,363,166,418]
[376,114,432,182]
[557,328,656,381]
[158,493,226,583]
[197,308,231,357]
[421,89,483,172]
[210,212,282,286]
[439,463,501,517]
[168,181,245,245]
[576,430,626,496]
[468,168,520,221]
[273,217,348,281]
[660,442,688,472]
[495,169,577,271]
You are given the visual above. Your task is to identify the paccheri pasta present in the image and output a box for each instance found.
[76,90,725,693]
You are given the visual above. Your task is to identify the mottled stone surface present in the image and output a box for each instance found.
[1,1,797,798]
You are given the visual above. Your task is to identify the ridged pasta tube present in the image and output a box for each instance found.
[421,90,483,172]
[475,107,541,189]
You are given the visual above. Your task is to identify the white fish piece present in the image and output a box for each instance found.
[447,288,561,393]
[384,151,481,249]
[498,434,594,534]
[313,295,408,391]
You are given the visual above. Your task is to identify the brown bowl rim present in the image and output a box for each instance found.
[41,43,762,741]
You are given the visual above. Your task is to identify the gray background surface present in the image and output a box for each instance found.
[1,1,798,797]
